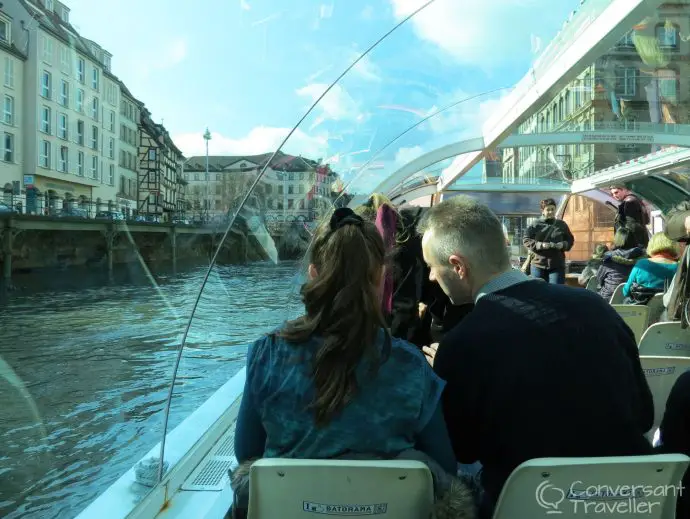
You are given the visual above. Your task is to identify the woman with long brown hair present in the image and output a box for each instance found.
[229,207,464,517]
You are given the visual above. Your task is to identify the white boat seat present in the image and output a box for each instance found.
[609,283,626,304]
[611,304,650,344]
[492,454,689,519]
[647,293,665,327]
[247,459,433,519]
[640,355,690,438]
[639,322,690,357]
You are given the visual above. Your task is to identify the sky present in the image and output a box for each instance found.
[66,0,581,191]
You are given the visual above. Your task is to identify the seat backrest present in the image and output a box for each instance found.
[247,459,434,519]
[640,355,690,435]
[585,276,598,292]
[646,293,665,327]
[611,304,650,343]
[492,454,689,519]
[639,321,690,357]
[609,283,626,304]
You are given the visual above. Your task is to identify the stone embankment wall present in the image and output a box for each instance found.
[7,229,268,272]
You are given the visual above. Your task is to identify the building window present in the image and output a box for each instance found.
[618,30,635,48]
[58,113,68,139]
[61,7,69,23]
[58,146,68,172]
[59,46,70,72]
[77,151,84,176]
[59,80,69,107]
[77,58,85,83]
[41,106,51,134]
[76,120,84,145]
[40,140,51,168]
[0,18,8,43]
[92,67,100,90]
[108,164,114,185]
[104,55,111,71]
[109,110,115,132]
[3,57,13,87]
[108,137,115,159]
[615,67,636,97]
[76,88,84,112]
[91,155,98,179]
[91,126,98,150]
[3,132,13,162]
[42,35,53,63]
[91,97,99,120]
[45,0,54,11]
[41,71,52,99]
[657,23,679,49]
[659,69,678,102]
[3,95,13,125]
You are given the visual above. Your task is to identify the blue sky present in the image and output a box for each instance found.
[66,0,580,190]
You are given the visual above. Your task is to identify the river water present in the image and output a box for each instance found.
[0,260,302,519]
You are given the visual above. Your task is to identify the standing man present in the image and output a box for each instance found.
[610,184,649,247]
[522,198,574,284]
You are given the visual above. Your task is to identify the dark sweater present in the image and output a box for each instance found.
[657,370,690,519]
[523,218,575,270]
[434,280,654,509]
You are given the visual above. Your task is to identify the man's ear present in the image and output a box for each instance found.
[448,254,466,279]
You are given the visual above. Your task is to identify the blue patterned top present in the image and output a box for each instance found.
[237,328,445,460]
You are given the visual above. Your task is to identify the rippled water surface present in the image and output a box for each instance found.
[0,260,301,519]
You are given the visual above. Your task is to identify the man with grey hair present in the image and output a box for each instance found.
[419,195,653,519]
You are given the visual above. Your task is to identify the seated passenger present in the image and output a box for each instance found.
[522,198,575,284]
[419,196,653,519]
[655,370,690,518]
[596,227,646,301]
[622,232,678,304]
[578,243,608,287]
[231,207,473,519]
[356,194,428,344]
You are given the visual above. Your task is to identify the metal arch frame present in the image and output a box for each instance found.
[437,0,664,190]
[355,129,690,206]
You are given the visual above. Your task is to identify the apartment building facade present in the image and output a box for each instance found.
[183,152,338,222]
[117,81,139,216]
[138,106,186,222]
[0,8,25,207]
[502,2,690,184]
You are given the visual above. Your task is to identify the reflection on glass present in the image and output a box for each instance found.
[510,2,690,185]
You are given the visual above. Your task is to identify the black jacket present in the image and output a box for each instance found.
[523,218,575,270]
[615,195,649,248]
[596,247,646,301]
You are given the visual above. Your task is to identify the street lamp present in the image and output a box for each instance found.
[203,127,212,221]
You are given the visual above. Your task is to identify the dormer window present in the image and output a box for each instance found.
[61,8,69,23]
[45,0,54,11]
[0,18,8,43]
[91,45,99,58]
[104,55,111,71]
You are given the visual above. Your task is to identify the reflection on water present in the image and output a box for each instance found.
[0,261,300,519]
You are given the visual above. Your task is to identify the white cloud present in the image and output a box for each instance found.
[361,5,375,21]
[173,127,330,159]
[389,0,547,66]
[424,89,509,138]
[350,54,382,82]
[320,4,334,18]
[296,83,366,130]
[395,146,424,165]
[240,0,251,10]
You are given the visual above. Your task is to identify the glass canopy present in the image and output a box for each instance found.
[2,1,690,519]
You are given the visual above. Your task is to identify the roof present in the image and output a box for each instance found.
[18,0,100,65]
[183,151,326,173]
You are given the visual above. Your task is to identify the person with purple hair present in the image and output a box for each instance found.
[375,203,398,316]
